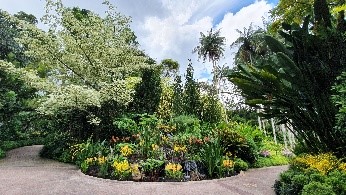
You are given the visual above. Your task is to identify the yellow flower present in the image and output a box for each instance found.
[120,145,133,157]
[222,159,234,168]
[161,135,169,143]
[165,163,182,172]
[113,160,131,173]
[226,152,232,157]
[86,157,94,164]
[97,156,107,164]
[338,163,346,172]
[152,144,160,151]
[139,140,144,146]
[173,145,187,153]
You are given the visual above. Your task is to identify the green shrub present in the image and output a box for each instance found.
[70,139,110,166]
[326,170,346,195]
[253,155,289,168]
[0,141,21,151]
[0,148,5,159]
[113,114,138,136]
[140,158,165,177]
[302,182,335,195]
[171,115,200,135]
[237,139,259,164]
[40,131,76,161]
[274,169,308,195]
[219,124,259,164]
[234,158,249,172]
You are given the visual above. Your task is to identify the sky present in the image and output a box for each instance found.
[0,0,279,81]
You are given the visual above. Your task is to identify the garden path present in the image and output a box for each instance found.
[0,145,288,195]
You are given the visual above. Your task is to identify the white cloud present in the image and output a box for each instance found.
[214,0,272,74]
[136,0,273,81]
[217,0,272,45]
[0,0,274,80]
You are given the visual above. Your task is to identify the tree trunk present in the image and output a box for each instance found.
[281,124,288,149]
[257,109,262,130]
[212,60,219,95]
[271,118,277,144]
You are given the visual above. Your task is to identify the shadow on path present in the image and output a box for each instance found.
[0,145,288,195]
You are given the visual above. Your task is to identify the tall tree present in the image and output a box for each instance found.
[160,58,179,78]
[172,75,184,116]
[131,68,162,114]
[193,29,225,93]
[184,60,201,117]
[1,0,154,140]
[0,10,37,67]
[0,11,38,141]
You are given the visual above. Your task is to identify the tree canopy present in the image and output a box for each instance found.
[10,0,153,115]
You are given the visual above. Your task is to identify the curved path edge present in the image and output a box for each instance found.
[0,145,288,195]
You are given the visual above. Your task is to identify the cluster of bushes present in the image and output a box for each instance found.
[274,153,346,194]
[40,114,289,181]
[0,137,45,159]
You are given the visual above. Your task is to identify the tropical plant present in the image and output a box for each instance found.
[229,18,346,156]
[199,134,224,178]
[269,0,346,33]
[193,28,225,92]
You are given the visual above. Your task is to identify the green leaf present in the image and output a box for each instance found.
[264,35,289,55]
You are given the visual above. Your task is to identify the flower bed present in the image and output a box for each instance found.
[57,115,289,182]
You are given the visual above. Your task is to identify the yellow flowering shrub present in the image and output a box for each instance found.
[151,144,160,151]
[293,153,339,175]
[338,162,346,172]
[120,145,133,157]
[85,157,95,164]
[165,163,182,172]
[222,159,234,168]
[165,163,183,180]
[98,156,107,165]
[80,156,108,174]
[113,160,131,172]
[173,145,187,153]
[113,159,131,180]
[84,156,107,165]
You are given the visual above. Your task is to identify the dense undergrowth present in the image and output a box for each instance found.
[40,114,290,181]
[274,153,346,195]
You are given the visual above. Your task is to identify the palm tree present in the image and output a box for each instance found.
[230,24,266,65]
[193,29,225,93]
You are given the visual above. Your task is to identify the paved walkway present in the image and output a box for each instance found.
[0,145,287,195]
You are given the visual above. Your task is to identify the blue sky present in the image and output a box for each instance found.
[0,0,279,81]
